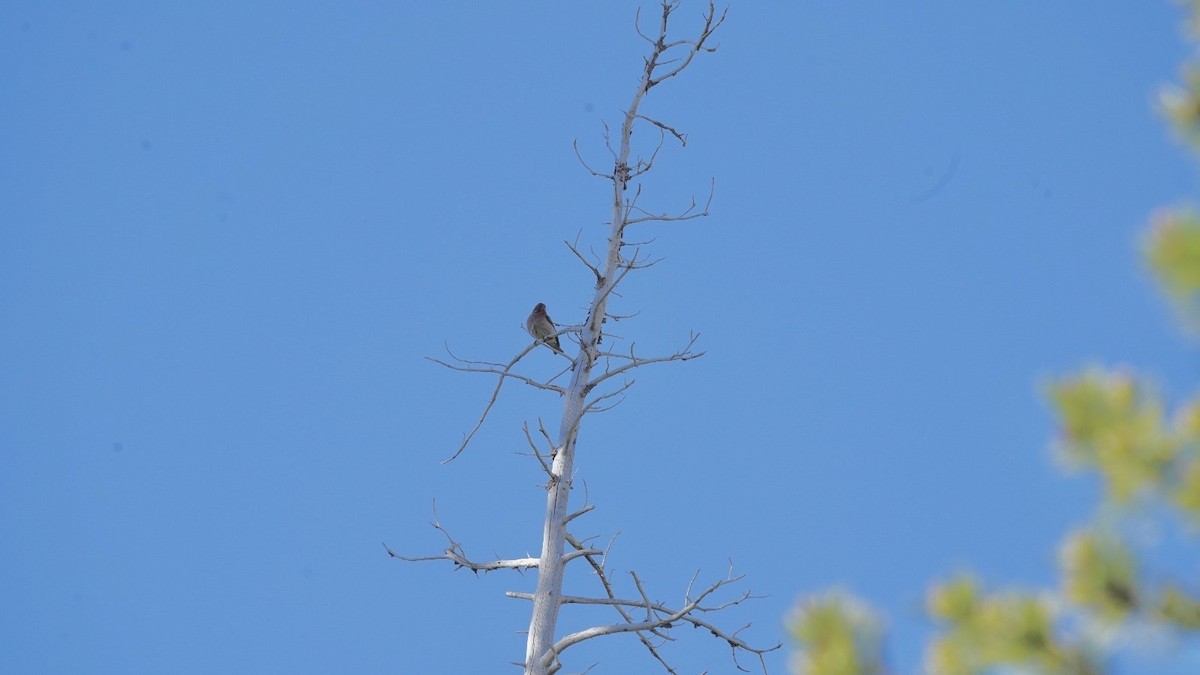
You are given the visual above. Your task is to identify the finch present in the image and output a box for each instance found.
[526,303,563,354]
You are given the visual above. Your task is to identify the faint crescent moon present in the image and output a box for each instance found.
[911,154,960,205]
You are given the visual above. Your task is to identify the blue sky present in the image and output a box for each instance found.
[3,2,1199,673]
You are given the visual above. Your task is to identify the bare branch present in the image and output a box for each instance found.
[604,307,642,321]
[565,234,604,284]
[631,571,658,622]
[620,183,646,225]
[384,503,540,572]
[618,253,665,271]
[429,356,565,394]
[426,342,553,462]
[573,138,613,179]
[593,258,636,310]
[637,114,687,147]
[564,503,596,525]
[566,532,677,671]
[387,543,539,572]
[582,380,634,415]
[647,1,728,89]
[589,332,703,389]
[512,557,779,672]
[521,422,554,478]
[624,179,715,226]
[630,128,667,179]
[633,7,655,45]
[537,419,558,456]
[620,235,657,247]
[564,548,604,563]
[593,349,638,361]
[544,566,778,669]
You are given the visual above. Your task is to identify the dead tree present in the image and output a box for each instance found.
[388,3,780,673]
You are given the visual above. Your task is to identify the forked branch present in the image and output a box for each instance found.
[428,336,574,463]
[509,563,780,673]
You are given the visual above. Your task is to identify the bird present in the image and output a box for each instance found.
[526,302,564,354]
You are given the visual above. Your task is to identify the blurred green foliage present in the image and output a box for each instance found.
[926,576,1094,675]
[787,593,883,675]
[786,4,1200,673]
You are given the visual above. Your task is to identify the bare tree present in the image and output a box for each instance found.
[388,3,780,673]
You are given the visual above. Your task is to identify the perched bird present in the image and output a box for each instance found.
[526,302,564,354]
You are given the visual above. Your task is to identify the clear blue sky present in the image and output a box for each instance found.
[3,2,1198,673]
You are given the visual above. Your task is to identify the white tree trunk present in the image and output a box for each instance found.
[523,136,634,671]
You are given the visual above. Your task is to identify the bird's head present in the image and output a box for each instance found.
[533,303,546,313]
